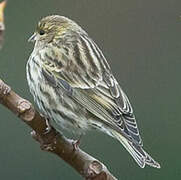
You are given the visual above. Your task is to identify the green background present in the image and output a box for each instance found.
[0,0,180,179]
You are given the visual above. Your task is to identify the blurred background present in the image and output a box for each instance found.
[0,0,180,179]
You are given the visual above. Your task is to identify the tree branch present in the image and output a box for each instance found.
[0,79,117,180]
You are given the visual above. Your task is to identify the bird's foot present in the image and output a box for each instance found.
[72,134,83,151]
[31,130,57,152]
[44,118,52,134]
[72,139,81,151]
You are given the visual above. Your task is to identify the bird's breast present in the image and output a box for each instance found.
[26,53,90,134]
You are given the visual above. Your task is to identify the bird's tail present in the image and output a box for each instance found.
[112,131,160,168]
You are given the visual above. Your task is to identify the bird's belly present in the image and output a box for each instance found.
[36,83,89,134]
[27,61,89,134]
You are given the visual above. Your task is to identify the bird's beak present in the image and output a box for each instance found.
[28,33,37,42]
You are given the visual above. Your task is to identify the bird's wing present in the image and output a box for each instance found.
[41,34,142,146]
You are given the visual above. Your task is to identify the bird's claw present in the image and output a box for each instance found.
[72,139,81,151]
[31,130,56,152]
[72,134,83,151]
[44,118,52,134]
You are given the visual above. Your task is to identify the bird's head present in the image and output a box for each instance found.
[28,15,82,45]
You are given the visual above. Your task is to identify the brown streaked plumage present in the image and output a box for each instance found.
[26,15,160,168]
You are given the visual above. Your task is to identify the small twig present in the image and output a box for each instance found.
[0,79,117,180]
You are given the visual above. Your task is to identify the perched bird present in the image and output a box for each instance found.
[27,15,160,168]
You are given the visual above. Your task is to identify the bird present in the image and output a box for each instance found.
[26,15,160,168]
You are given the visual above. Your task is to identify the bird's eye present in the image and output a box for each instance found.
[39,29,45,35]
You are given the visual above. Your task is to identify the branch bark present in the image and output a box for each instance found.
[0,79,117,180]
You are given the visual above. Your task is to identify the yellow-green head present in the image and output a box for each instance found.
[29,15,83,44]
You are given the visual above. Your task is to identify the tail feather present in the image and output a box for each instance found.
[112,131,160,168]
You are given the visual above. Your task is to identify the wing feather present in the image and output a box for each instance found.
[41,34,143,145]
